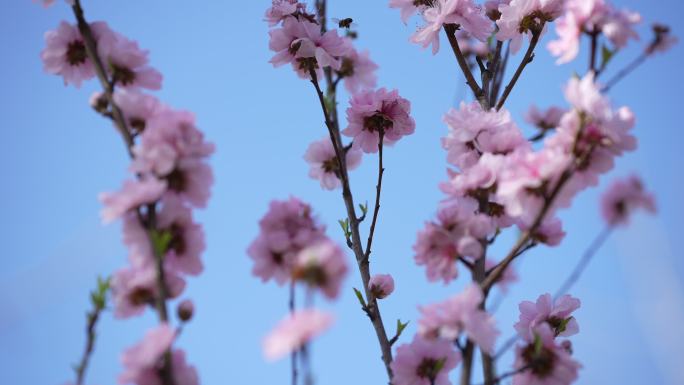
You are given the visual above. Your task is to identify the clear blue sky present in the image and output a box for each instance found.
[2,1,683,384]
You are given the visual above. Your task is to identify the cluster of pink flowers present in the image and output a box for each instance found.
[548,0,642,64]
[496,0,565,53]
[415,72,638,286]
[392,0,493,54]
[512,294,582,385]
[304,137,362,190]
[600,175,656,226]
[391,336,461,385]
[41,21,161,89]
[41,9,212,384]
[248,196,349,359]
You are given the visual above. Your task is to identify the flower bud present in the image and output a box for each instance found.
[177,299,194,322]
[369,274,395,299]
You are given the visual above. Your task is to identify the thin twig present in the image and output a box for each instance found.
[74,279,108,385]
[496,29,543,110]
[554,226,613,299]
[589,30,599,74]
[365,132,385,261]
[308,63,394,380]
[290,283,298,385]
[444,24,487,107]
[601,53,648,93]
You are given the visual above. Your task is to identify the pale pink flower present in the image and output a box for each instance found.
[455,30,490,58]
[263,309,334,360]
[156,196,206,276]
[113,90,162,134]
[40,21,95,87]
[525,105,565,131]
[369,274,395,299]
[167,350,199,385]
[119,324,176,385]
[513,324,581,385]
[303,137,362,190]
[339,49,378,94]
[99,178,167,224]
[96,23,162,90]
[442,102,527,170]
[389,0,428,24]
[411,0,493,54]
[141,108,215,160]
[293,21,352,71]
[497,0,564,54]
[248,197,327,285]
[414,199,494,283]
[264,0,304,26]
[549,0,641,64]
[418,284,499,353]
[600,175,656,226]
[269,17,308,67]
[515,293,580,341]
[293,240,348,300]
[391,336,461,385]
[110,264,185,319]
[343,88,415,153]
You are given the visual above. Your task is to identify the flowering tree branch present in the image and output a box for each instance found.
[365,133,385,261]
[444,24,487,107]
[73,277,109,385]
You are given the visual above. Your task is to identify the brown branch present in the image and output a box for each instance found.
[601,53,648,93]
[589,30,599,73]
[444,24,487,107]
[364,132,385,261]
[70,2,174,384]
[554,226,612,298]
[308,64,394,379]
[496,29,543,110]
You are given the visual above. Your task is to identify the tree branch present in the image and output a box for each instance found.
[364,132,385,261]
[601,53,648,93]
[496,29,543,110]
[444,24,487,107]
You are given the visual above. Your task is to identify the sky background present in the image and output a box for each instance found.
[2,1,683,384]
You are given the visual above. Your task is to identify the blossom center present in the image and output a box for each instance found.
[363,112,393,134]
[416,357,443,381]
[112,65,137,86]
[167,168,187,193]
[522,343,557,378]
[66,40,88,66]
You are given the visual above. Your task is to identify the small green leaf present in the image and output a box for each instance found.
[601,45,615,69]
[557,317,572,334]
[150,229,173,257]
[353,287,367,308]
[359,202,368,216]
[533,333,543,355]
[434,357,447,373]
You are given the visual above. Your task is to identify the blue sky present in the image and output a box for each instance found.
[1,1,683,384]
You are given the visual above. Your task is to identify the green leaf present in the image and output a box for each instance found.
[353,287,367,308]
[557,317,572,334]
[533,333,543,356]
[150,229,173,257]
[601,45,615,69]
[434,357,447,373]
[359,202,368,217]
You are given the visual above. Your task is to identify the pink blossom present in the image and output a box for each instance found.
[369,274,395,299]
[113,90,162,134]
[167,350,199,385]
[418,284,500,353]
[96,23,162,90]
[293,21,352,71]
[411,0,493,54]
[156,196,206,276]
[119,324,176,385]
[496,0,564,54]
[263,309,334,361]
[264,0,304,26]
[248,197,327,285]
[40,21,95,87]
[514,293,581,341]
[389,0,428,24]
[442,102,527,170]
[455,30,490,58]
[339,49,378,94]
[293,240,348,300]
[513,324,581,385]
[140,108,215,160]
[303,137,362,190]
[414,199,493,283]
[391,336,461,385]
[36,0,74,7]
[99,178,167,224]
[600,175,656,226]
[111,264,185,319]
[525,105,565,131]
[548,0,641,64]
[343,88,415,153]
